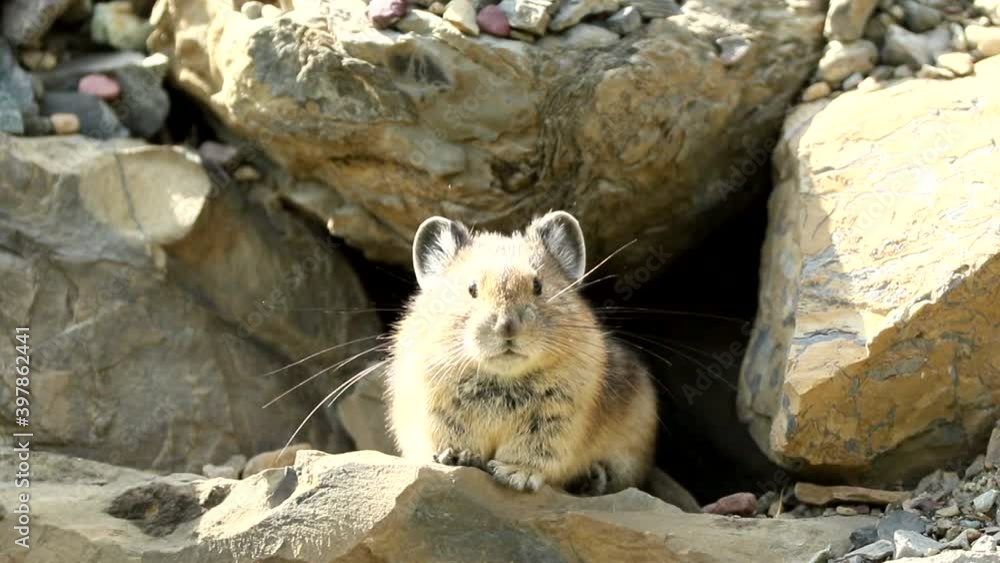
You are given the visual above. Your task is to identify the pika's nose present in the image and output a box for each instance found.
[494,314,521,339]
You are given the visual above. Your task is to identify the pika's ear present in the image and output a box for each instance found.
[412,216,471,288]
[529,211,586,280]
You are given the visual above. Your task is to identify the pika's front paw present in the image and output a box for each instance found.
[566,461,609,496]
[433,448,484,469]
[486,460,545,492]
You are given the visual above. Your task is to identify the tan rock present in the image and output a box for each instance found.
[443,0,479,35]
[965,25,1000,57]
[498,0,559,35]
[148,0,826,273]
[936,52,975,76]
[549,0,621,32]
[738,57,1000,484]
[794,482,911,506]
[49,112,80,134]
[243,443,314,476]
[986,424,1000,469]
[0,450,875,562]
[802,81,832,102]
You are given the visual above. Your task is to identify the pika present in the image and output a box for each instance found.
[385,211,658,495]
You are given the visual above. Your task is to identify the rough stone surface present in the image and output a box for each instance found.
[738,57,1000,485]
[149,0,826,272]
[825,0,879,41]
[844,539,895,561]
[0,136,380,473]
[986,425,1000,469]
[0,450,876,562]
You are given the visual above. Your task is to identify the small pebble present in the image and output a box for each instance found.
[367,0,409,29]
[936,52,975,76]
[894,64,915,78]
[203,464,239,479]
[50,113,81,135]
[261,3,280,17]
[916,64,955,79]
[428,1,446,15]
[476,5,510,37]
[23,116,53,136]
[961,519,985,529]
[842,71,864,90]
[199,141,240,166]
[936,504,961,518]
[241,0,263,18]
[233,164,262,181]
[837,505,859,516]
[78,74,121,100]
[702,492,758,517]
[857,77,882,91]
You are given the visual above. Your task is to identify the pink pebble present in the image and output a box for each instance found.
[78,74,121,101]
[702,492,758,517]
[367,0,408,29]
[477,5,510,38]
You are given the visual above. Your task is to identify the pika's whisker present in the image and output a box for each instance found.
[262,343,389,408]
[547,239,637,303]
[259,334,386,377]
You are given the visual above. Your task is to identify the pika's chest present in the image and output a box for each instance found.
[430,373,572,433]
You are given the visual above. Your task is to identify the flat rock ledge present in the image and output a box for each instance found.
[0,449,875,562]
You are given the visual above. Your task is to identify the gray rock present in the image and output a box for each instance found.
[0,450,877,562]
[0,92,24,134]
[944,529,975,550]
[40,92,131,139]
[112,64,170,137]
[902,0,942,32]
[0,39,38,116]
[844,539,894,561]
[960,519,985,529]
[22,114,54,135]
[878,510,929,540]
[0,137,380,472]
[550,0,621,31]
[604,5,642,34]
[1,0,77,45]
[850,525,879,549]
[537,23,620,48]
[842,71,864,89]
[825,0,879,41]
[883,24,929,67]
[149,0,828,272]
[622,0,680,18]
[974,490,1000,513]
[894,530,945,558]
[817,39,878,82]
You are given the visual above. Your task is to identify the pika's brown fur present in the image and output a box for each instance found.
[385,211,658,494]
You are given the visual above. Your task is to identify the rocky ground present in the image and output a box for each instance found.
[0,0,997,561]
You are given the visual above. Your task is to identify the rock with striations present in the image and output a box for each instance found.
[0,449,876,562]
[0,136,380,473]
[738,57,1000,486]
[148,0,826,273]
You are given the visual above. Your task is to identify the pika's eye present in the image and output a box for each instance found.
[469,282,478,298]
[532,278,543,296]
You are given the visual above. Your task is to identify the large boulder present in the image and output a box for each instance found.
[0,135,380,473]
[0,449,875,562]
[148,0,825,270]
[737,58,1000,484]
